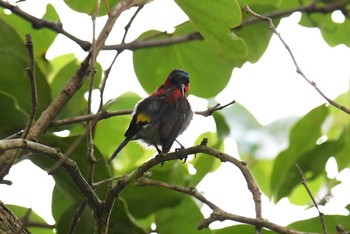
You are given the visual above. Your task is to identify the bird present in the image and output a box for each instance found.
[108,69,193,163]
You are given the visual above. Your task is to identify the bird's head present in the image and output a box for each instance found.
[164,69,190,97]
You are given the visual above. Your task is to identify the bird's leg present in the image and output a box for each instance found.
[154,144,162,154]
[154,144,166,166]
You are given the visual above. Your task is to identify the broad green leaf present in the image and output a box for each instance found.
[175,0,247,60]
[235,4,278,63]
[121,161,187,219]
[0,4,59,73]
[7,205,54,234]
[289,214,350,232]
[48,54,76,83]
[300,11,350,47]
[0,18,51,118]
[0,93,27,138]
[288,174,324,205]
[64,0,120,16]
[109,199,147,234]
[49,58,102,121]
[190,132,222,186]
[213,224,276,234]
[56,202,95,234]
[213,112,230,139]
[270,105,330,202]
[249,159,274,196]
[155,196,212,234]
[133,23,236,98]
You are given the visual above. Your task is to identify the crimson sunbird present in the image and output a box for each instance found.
[108,69,193,162]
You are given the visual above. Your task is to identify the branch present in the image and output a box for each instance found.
[137,177,310,234]
[100,142,261,233]
[0,139,101,210]
[245,5,350,115]
[50,100,235,128]
[0,0,91,51]
[22,34,38,139]
[296,164,328,234]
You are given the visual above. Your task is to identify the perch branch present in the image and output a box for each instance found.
[50,100,235,128]
[245,5,350,115]
[296,164,328,234]
[22,34,38,139]
[102,142,261,232]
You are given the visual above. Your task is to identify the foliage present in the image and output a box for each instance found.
[0,0,350,233]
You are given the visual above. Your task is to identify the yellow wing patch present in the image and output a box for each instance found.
[136,112,151,123]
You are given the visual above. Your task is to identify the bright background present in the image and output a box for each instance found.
[1,0,350,229]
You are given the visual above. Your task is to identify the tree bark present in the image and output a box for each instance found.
[0,200,30,234]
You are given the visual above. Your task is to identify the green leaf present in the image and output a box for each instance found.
[155,196,212,234]
[64,0,120,16]
[0,17,52,118]
[0,4,59,73]
[189,132,222,186]
[121,161,187,219]
[213,112,230,139]
[56,202,95,234]
[0,93,27,138]
[49,58,102,122]
[300,11,350,47]
[175,0,247,60]
[109,199,147,234]
[289,214,350,232]
[133,23,236,99]
[213,225,275,234]
[7,205,54,234]
[235,4,278,63]
[28,135,112,222]
[270,105,331,202]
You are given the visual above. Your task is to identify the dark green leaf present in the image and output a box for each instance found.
[0,93,27,138]
[55,202,95,234]
[270,105,331,202]
[0,4,59,73]
[213,112,230,139]
[156,196,212,234]
[133,23,236,98]
[175,0,247,60]
[0,17,52,119]
[213,224,276,234]
[122,161,187,219]
[109,199,147,234]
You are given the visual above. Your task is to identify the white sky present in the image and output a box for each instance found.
[1,0,350,229]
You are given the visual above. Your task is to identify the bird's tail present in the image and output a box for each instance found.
[108,137,131,163]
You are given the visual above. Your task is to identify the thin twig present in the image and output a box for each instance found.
[295,164,328,234]
[67,200,87,234]
[245,5,350,115]
[0,0,91,51]
[22,34,38,139]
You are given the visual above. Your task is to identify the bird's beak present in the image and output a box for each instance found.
[180,84,185,97]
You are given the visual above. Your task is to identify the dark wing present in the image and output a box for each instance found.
[159,97,192,153]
